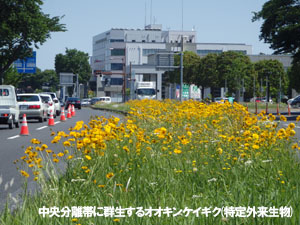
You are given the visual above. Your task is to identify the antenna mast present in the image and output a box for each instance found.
[150,0,152,24]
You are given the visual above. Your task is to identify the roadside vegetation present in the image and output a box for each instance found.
[1,100,300,224]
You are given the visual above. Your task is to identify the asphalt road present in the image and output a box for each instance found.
[0,107,121,210]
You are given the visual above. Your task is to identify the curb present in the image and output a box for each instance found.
[91,106,129,116]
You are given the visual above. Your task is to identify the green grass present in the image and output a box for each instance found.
[1,100,300,225]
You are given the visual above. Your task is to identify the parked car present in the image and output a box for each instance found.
[39,93,56,118]
[65,97,81,110]
[90,97,102,105]
[99,97,111,104]
[41,92,61,116]
[17,94,47,122]
[214,97,228,103]
[81,98,91,106]
[290,95,300,108]
[0,85,20,129]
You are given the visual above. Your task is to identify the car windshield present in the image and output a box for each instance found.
[137,89,155,96]
[40,96,50,102]
[67,98,79,101]
[17,95,40,102]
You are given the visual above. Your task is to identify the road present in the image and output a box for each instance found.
[0,107,121,210]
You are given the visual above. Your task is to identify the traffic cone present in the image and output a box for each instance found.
[60,107,66,122]
[71,104,76,117]
[20,114,29,136]
[48,110,55,126]
[288,104,291,116]
[277,103,279,115]
[67,105,72,118]
[255,102,258,114]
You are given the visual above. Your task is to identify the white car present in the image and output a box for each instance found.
[99,97,111,104]
[41,92,61,116]
[39,94,56,118]
[81,98,91,106]
[17,93,47,122]
[0,85,20,129]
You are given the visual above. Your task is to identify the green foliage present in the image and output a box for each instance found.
[17,68,59,92]
[55,48,92,84]
[252,0,300,62]
[288,60,300,93]
[3,67,22,87]
[254,60,288,100]
[0,0,66,83]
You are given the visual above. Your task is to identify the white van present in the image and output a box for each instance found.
[0,85,20,129]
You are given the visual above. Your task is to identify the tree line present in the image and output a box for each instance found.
[166,51,290,102]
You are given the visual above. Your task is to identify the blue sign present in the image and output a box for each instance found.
[14,51,36,74]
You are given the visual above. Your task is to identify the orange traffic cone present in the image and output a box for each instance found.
[71,104,76,117]
[48,110,55,126]
[277,103,279,115]
[67,105,72,118]
[288,104,291,116]
[20,114,29,136]
[60,107,66,122]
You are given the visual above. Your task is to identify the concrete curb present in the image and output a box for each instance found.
[91,106,129,116]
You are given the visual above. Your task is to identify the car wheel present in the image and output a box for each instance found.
[8,120,13,129]
[56,110,61,116]
[39,117,43,123]
[15,120,19,128]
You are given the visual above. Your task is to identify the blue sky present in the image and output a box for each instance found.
[36,0,271,70]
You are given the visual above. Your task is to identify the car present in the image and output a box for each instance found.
[90,97,102,105]
[41,92,61,116]
[99,97,111,104]
[214,97,228,104]
[17,94,47,122]
[39,93,56,118]
[65,97,81,110]
[290,95,300,108]
[0,85,20,129]
[81,98,91,106]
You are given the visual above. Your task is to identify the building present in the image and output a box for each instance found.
[92,24,292,101]
[92,24,254,101]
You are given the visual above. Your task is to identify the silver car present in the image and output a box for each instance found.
[17,94,47,122]
[41,92,61,116]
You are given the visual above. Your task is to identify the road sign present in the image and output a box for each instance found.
[60,73,75,86]
[182,84,189,98]
[14,51,36,74]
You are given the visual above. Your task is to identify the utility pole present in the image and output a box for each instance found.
[180,35,184,102]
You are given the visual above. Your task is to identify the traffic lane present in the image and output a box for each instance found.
[0,108,123,210]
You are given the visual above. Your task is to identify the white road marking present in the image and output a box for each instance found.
[54,121,61,125]
[7,135,20,140]
[36,126,48,130]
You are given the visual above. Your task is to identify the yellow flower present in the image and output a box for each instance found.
[85,155,92,160]
[252,144,259,150]
[57,152,64,157]
[34,177,38,181]
[20,170,29,178]
[85,169,90,173]
[106,172,114,179]
[174,149,182,154]
[98,184,105,188]
[81,166,88,170]
[280,115,287,122]
[53,158,59,163]
[123,146,130,153]
[71,218,78,222]
[63,141,71,147]
[217,147,223,155]
[113,218,120,222]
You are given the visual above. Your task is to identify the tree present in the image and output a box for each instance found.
[55,48,92,84]
[3,67,22,87]
[195,53,219,99]
[166,51,200,85]
[254,59,288,101]
[0,0,66,83]
[252,0,300,62]
[216,52,253,102]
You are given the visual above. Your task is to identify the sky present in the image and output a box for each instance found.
[35,0,272,71]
